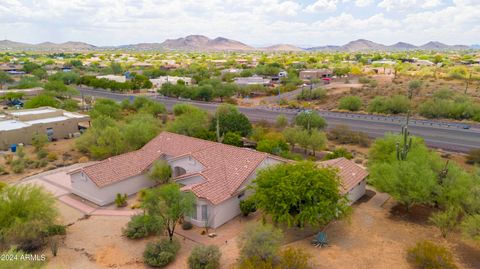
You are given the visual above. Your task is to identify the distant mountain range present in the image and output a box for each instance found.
[0,36,478,52]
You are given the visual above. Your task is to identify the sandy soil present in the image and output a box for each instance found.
[0,138,86,184]
[43,187,479,269]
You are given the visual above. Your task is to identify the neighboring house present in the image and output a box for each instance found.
[318,157,368,204]
[150,76,192,90]
[234,76,271,87]
[0,107,90,150]
[414,59,435,66]
[69,132,285,228]
[299,69,332,80]
[371,60,397,65]
[96,75,127,83]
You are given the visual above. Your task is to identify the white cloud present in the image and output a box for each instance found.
[355,0,374,7]
[0,0,478,46]
[304,0,338,13]
[421,0,442,8]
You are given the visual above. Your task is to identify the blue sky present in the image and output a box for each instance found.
[0,0,478,47]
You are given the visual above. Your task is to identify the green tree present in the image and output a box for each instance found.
[44,80,79,98]
[407,80,423,98]
[122,113,161,150]
[90,98,122,119]
[368,134,440,211]
[0,185,58,251]
[24,94,60,109]
[252,161,349,227]
[222,132,243,147]
[167,107,210,137]
[282,126,302,150]
[148,160,172,184]
[308,129,327,156]
[294,111,327,131]
[142,184,195,241]
[211,104,252,137]
[75,116,126,159]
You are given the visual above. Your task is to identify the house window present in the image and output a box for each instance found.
[201,205,208,221]
[190,204,197,220]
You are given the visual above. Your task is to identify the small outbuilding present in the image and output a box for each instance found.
[318,157,368,204]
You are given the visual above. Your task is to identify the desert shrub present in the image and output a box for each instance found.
[323,147,353,160]
[36,149,48,159]
[188,245,221,269]
[11,159,26,173]
[78,156,89,163]
[338,96,362,111]
[275,114,289,129]
[0,165,4,175]
[407,241,458,269]
[328,125,370,147]
[238,224,282,263]
[368,95,409,114]
[123,214,162,239]
[222,132,243,147]
[278,247,313,269]
[297,88,326,101]
[45,224,66,236]
[239,199,257,217]
[460,214,480,241]
[358,76,372,84]
[0,248,45,269]
[466,149,480,165]
[3,154,13,165]
[182,221,193,230]
[115,193,128,207]
[47,152,58,161]
[143,239,180,267]
[148,160,172,184]
[0,185,58,251]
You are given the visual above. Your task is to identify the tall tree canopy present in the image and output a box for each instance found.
[251,161,349,227]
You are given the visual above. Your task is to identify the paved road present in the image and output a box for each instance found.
[78,87,480,153]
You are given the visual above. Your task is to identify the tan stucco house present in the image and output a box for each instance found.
[69,132,285,228]
[0,107,90,150]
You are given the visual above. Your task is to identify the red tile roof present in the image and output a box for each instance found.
[76,132,283,204]
[318,157,368,193]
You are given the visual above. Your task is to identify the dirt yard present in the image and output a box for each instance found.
[0,138,87,184]
[41,186,479,269]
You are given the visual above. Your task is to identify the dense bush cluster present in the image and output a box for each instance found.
[159,78,237,102]
[79,73,152,92]
[143,239,180,267]
[338,95,362,111]
[188,245,221,269]
[327,125,370,147]
[419,89,480,121]
[407,241,458,269]
[367,95,410,114]
[123,214,162,239]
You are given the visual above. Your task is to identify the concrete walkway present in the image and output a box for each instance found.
[18,164,140,217]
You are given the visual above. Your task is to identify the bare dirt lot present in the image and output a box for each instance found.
[42,187,479,269]
[0,138,87,184]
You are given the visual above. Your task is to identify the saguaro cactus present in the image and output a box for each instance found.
[396,116,412,161]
